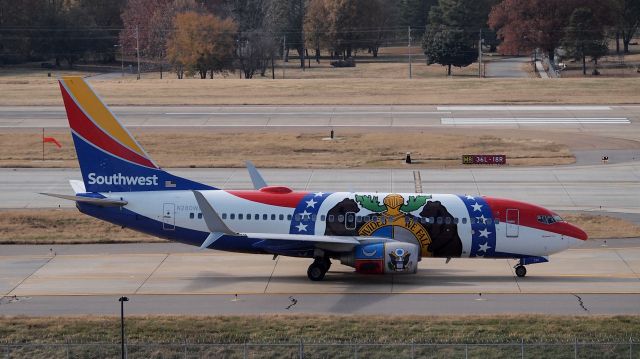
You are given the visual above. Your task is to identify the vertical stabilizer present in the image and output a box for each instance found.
[59,76,214,192]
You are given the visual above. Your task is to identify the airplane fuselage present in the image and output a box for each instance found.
[80,189,585,263]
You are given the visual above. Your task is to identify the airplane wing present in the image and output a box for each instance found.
[39,193,128,207]
[246,160,268,190]
[192,190,390,252]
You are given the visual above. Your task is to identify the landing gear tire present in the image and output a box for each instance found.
[515,265,527,278]
[307,262,327,281]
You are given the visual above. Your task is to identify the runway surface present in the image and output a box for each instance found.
[1,241,639,315]
[0,104,637,128]
[3,163,639,213]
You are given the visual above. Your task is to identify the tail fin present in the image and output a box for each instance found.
[59,76,214,192]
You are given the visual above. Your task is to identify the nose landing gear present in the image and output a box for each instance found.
[307,257,332,281]
[515,265,527,278]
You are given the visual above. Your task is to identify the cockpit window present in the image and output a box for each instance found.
[537,215,561,225]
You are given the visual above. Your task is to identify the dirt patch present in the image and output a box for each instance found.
[0,130,575,169]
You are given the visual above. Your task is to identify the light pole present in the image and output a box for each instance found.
[119,296,129,359]
[114,44,124,77]
[135,26,140,80]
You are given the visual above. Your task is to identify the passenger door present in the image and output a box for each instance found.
[506,208,519,237]
[162,203,175,230]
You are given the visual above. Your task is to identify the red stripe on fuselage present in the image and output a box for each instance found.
[60,83,156,169]
[227,190,309,208]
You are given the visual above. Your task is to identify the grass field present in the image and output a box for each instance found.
[1,315,638,344]
[0,131,574,169]
[1,209,636,244]
[1,73,640,106]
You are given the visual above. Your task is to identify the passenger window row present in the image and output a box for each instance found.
[187,212,499,225]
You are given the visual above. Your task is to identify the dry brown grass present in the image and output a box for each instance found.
[0,131,574,169]
[561,212,640,239]
[1,73,639,106]
[0,209,158,244]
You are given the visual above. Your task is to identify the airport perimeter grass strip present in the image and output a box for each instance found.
[1,77,640,106]
[0,131,574,169]
[1,315,639,344]
[0,209,638,244]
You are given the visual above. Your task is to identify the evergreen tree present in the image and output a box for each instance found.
[423,26,477,75]
[562,8,609,75]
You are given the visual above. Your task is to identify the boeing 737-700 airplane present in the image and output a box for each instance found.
[43,77,587,281]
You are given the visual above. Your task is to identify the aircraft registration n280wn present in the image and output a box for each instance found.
[44,77,588,281]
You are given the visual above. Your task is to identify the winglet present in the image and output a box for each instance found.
[192,191,236,235]
[246,161,268,190]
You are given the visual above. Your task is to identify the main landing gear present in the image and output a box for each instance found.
[307,257,331,281]
[515,265,527,278]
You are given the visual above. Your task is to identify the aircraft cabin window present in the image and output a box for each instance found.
[189,213,194,219]
[437,217,443,224]
[287,214,292,220]
[356,216,362,223]
[321,215,326,221]
[312,214,317,221]
[239,214,243,220]
[454,218,459,224]
[230,213,235,220]
[462,218,467,224]
[494,218,500,224]
[328,215,334,222]
[486,218,492,225]
[271,214,276,220]
[247,214,251,220]
[445,217,451,225]
[279,214,284,220]
[263,214,267,220]
[338,215,344,222]
[197,213,202,219]
[221,213,227,219]
[295,214,302,221]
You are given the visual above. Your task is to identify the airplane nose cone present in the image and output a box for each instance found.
[563,223,588,247]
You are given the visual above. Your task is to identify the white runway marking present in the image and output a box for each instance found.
[437,106,612,111]
[441,117,630,125]
[165,111,450,116]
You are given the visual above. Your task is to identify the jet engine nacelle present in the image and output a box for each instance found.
[340,242,419,274]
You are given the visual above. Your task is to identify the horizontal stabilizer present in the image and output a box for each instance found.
[39,193,127,207]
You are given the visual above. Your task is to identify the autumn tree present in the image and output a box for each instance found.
[488,0,612,60]
[562,8,608,75]
[166,11,238,79]
[304,0,330,61]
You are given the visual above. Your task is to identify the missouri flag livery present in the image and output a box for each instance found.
[44,76,588,281]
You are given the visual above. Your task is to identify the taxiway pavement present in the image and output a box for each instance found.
[1,241,639,315]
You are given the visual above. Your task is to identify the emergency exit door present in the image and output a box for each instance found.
[506,208,519,237]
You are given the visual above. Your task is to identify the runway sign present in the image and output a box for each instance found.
[462,155,506,165]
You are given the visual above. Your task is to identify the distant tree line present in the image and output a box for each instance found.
[1,0,639,77]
